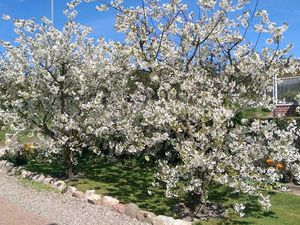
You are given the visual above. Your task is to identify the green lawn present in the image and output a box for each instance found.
[17,177,59,192]
[26,157,180,216]
[0,127,38,146]
[195,189,300,225]
[24,156,300,225]
[240,107,272,119]
[0,128,7,145]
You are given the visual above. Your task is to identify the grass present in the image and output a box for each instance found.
[194,187,300,225]
[24,156,300,225]
[0,127,8,145]
[17,131,39,144]
[240,107,272,119]
[0,126,39,146]
[17,177,59,192]
[26,157,180,217]
[240,192,300,225]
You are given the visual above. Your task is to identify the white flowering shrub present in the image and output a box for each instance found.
[89,0,300,216]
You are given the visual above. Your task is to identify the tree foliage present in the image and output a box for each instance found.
[0,0,300,218]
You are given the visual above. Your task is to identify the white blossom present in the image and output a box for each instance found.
[258,194,271,210]
[2,14,11,20]
[234,203,246,217]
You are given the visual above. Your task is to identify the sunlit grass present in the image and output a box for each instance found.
[24,157,300,225]
[195,191,300,225]
[26,157,180,216]
[17,177,59,192]
[241,107,272,119]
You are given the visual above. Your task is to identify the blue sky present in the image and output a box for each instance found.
[0,0,300,56]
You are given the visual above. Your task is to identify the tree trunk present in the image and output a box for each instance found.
[64,147,74,179]
[189,191,207,219]
[60,63,74,178]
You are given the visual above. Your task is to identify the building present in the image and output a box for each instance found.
[273,75,300,117]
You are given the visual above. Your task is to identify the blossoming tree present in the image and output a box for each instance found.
[0,4,131,178]
[90,0,300,217]
[1,0,300,218]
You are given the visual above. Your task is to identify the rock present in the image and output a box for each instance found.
[9,167,18,175]
[153,215,175,225]
[43,177,54,185]
[26,172,35,179]
[36,174,46,182]
[136,210,156,224]
[101,196,119,207]
[85,190,96,198]
[66,186,77,193]
[1,160,9,168]
[112,203,126,214]
[125,203,140,218]
[87,194,102,205]
[20,170,28,178]
[0,160,5,168]
[10,167,23,175]
[14,166,24,175]
[32,174,39,180]
[53,180,67,192]
[87,198,102,205]
[38,174,46,182]
[72,191,86,200]
[173,219,192,225]
[0,148,6,157]
[4,162,14,172]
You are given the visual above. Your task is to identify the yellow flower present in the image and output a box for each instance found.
[23,143,34,152]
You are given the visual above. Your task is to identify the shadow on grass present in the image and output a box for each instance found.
[26,157,179,216]
[73,157,180,216]
[26,160,65,178]
[25,157,280,221]
[208,186,277,224]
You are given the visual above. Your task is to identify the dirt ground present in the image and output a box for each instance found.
[287,183,300,196]
[0,196,55,225]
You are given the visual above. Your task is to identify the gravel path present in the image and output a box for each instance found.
[0,171,147,225]
[0,196,51,225]
[287,183,300,196]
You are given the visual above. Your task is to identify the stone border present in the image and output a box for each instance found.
[0,159,192,225]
